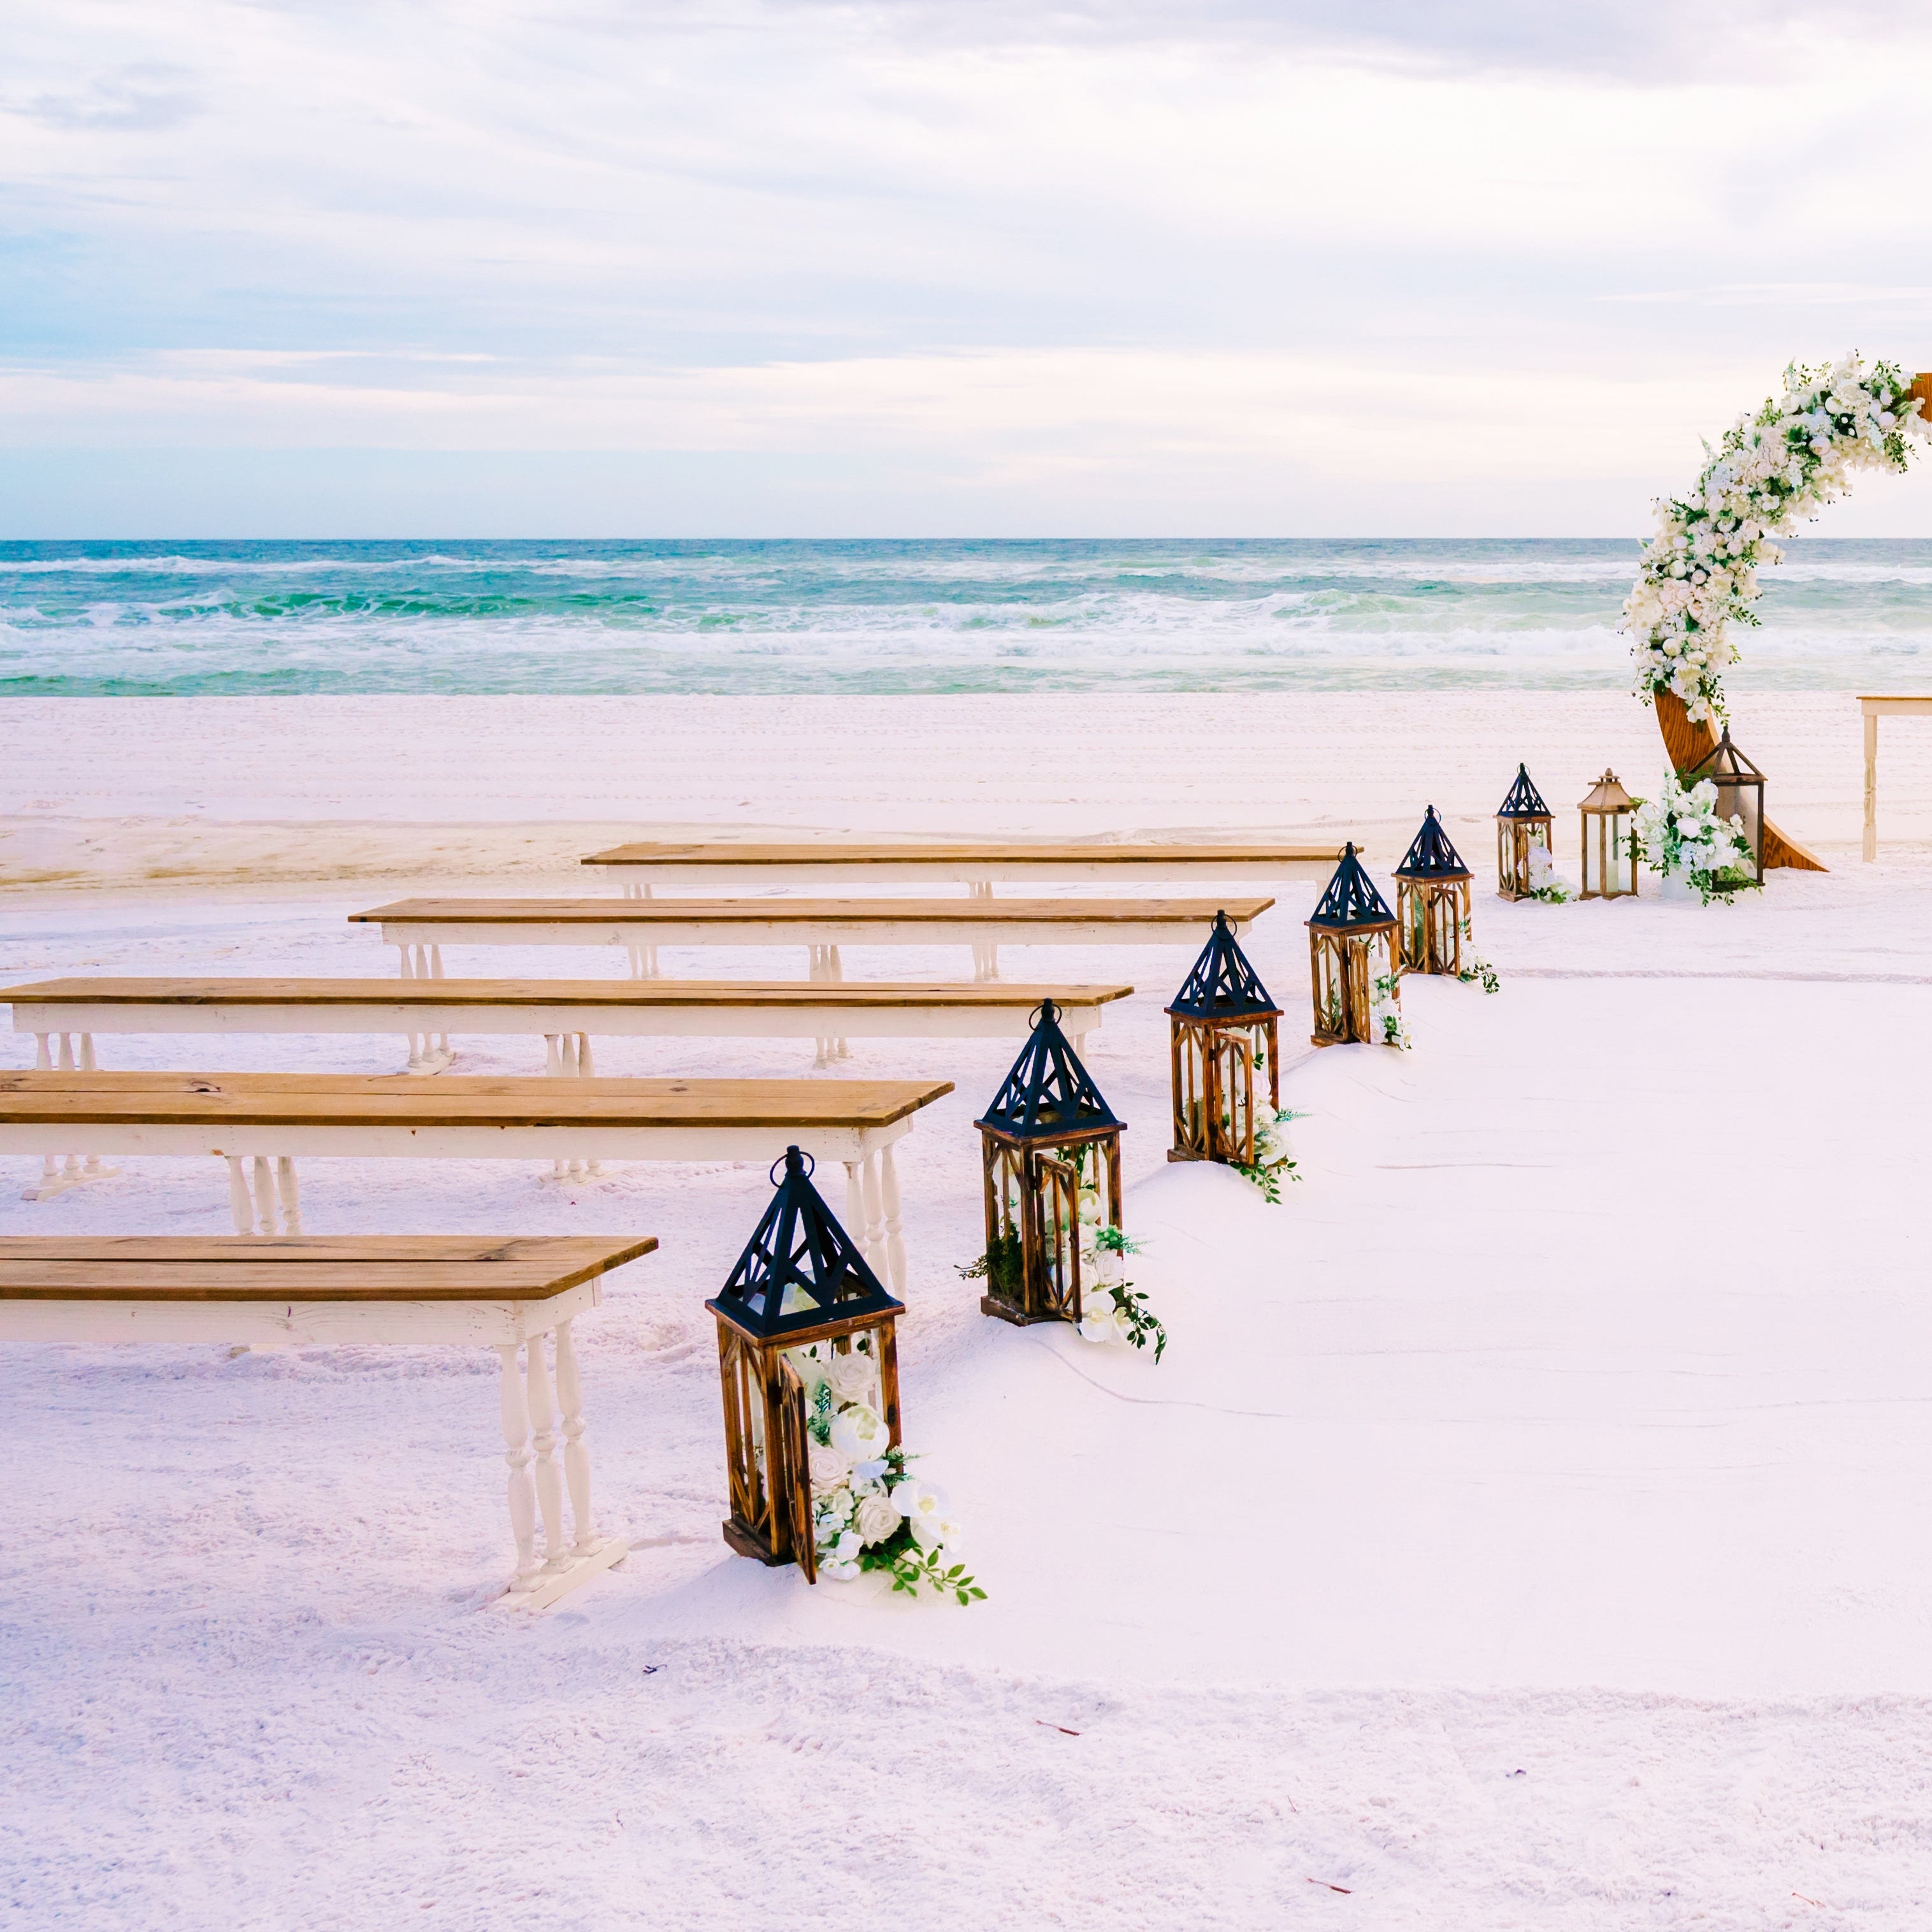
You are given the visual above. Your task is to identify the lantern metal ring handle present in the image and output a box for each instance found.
[1027,998,1060,1030]
[771,1146,816,1185]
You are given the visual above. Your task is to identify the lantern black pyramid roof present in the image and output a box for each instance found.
[1166,910,1280,1018]
[1496,763,1551,819]
[1307,842,1396,930]
[976,997,1122,1142]
[1394,805,1473,882]
[1685,728,1764,784]
[708,1145,903,1339]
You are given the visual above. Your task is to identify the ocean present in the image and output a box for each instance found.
[4,537,1931,696]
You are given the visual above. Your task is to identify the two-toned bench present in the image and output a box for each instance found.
[5,975,1134,1085]
[350,895,1272,985]
[0,1072,950,1294]
[0,1236,654,1609]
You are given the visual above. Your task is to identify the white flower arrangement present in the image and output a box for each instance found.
[1370,946,1411,1049]
[1230,1105,1302,1204]
[1455,917,1501,993]
[1524,842,1570,904]
[1072,1166,1166,1360]
[789,1340,985,1604]
[1624,355,1924,724]
[1631,772,1758,905]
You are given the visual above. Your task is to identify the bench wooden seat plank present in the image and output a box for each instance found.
[0,1234,651,1608]
[5,976,1135,1010]
[352,895,1272,927]
[581,840,1351,883]
[0,1075,946,1288]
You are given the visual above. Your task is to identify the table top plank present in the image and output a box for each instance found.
[5,977,1135,1010]
[0,1234,656,1301]
[583,841,1344,865]
[0,1071,955,1130]
[350,896,1272,926]
[1858,695,1932,713]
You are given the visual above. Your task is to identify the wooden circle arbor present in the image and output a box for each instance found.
[974,998,1123,1327]
[709,1145,904,1580]
[1165,909,1281,1166]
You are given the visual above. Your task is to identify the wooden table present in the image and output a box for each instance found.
[1859,695,1932,861]
[581,840,1352,887]
[5,976,1134,1076]
[0,1235,654,1610]
[0,1072,949,1294]
[352,895,1272,984]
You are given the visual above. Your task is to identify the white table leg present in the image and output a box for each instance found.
[880,1140,907,1297]
[577,1037,602,1174]
[498,1344,542,1592]
[844,1160,865,1246]
[526,1334,570,1572]
[1864,710,1878,863]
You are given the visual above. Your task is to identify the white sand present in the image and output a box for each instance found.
[5,692,1932,1927]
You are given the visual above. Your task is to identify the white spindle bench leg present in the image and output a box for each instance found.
[429,946,450,1066]
[526,1334,570,1573]
[577,1037,602,1174]
[881,1141,907,1297]
[861,1150,888,1283]
[251,1156,279,1236]
[844,1160,865,1247]
[24,1034,120,1201]
[226,1157,254,1234]
[277,1158,301,1235]
[554,1318,602,1557]
[498,1345,542,1592]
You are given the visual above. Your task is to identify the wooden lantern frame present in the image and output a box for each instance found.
[974,998,1125,1327]
[708,1146,904,1579]
[1683,728,1766,888]
[1495,763,1554,902]
[1307,843,1401,1047]
[1393,805,1474,976]
[1166,909,1282,1165]
[1578,768,1638,900]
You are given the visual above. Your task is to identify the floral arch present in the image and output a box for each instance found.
[1622,356,1930,871]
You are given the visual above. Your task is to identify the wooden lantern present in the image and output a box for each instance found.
[708,1144,904,1579]
[1495,763,1554,901]
[1166,909,1281,1165]
[974,998,1124,1327]
[1683,728,1766,887]
[1394,806,1474,975]
[1578,769,1638,900]
[1307,842,1401,1046]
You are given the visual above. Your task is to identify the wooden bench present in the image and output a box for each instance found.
[1859,695,1932,861]
[0,1236,654,1610]
[582,839,1352,887]
[0,1072,949,1294]
[351,895,1272,984]
[5,975,1134,1078]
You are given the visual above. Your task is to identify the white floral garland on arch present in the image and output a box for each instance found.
[1623,355,1925,724]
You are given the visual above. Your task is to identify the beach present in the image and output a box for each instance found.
[6,689,1932,1926]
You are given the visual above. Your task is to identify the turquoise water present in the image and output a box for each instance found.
[4,537,1932,695]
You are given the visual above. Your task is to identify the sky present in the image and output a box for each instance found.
[4,0,1932,538]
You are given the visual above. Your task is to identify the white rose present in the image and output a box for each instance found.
[830,1404,891,1463]
[809,1442,854,1490]
[854,1492,902,1546]
[824,1352,877,1406]
[1077,1187,1102,1225]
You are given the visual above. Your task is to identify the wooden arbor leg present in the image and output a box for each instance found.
[1653,691,1826,872]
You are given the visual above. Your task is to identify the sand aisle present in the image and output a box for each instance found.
[4,692,1931,1927]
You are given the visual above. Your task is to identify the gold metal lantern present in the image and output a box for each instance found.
[974,998,1123,1327]
[709,1146,904,1580]
[1307,842,1400,1046]
[1495,763,1554,901]
[1394,806,1474,975]
[1578,769,1638,900]
[1683,728,1766,887]
[1166,909,1281,1165]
